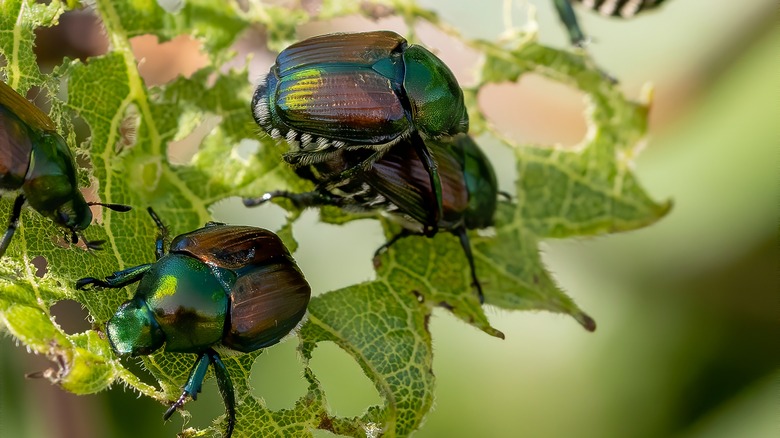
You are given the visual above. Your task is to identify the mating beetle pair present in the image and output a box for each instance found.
[252,30,469,236]
[250,31,498,304]
[78,208,311,438]
[0,81,130,257]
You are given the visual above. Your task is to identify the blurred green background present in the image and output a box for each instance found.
[1,0,777,437]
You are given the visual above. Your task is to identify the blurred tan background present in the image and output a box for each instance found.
[1,0,776,437]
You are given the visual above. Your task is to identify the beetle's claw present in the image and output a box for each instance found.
[163,392,190,421]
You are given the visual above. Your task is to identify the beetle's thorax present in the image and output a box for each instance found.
[134,254,231,354]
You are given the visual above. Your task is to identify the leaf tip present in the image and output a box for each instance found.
[576,312,597,332]
[657,199,674,218]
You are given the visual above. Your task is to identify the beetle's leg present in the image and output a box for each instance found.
[243,190,343,209]
[146,207,168,259]
[0,195,26,258]
[162,349,235,437]
[409,131,442,237]
[373,228,415,258]
[498,191,513,201]
[455,227,484,304]
[553,0,587,47]
[76,264,153,289]
[164,350,211,420]
[209,349,236,438]
[309,149,384,186]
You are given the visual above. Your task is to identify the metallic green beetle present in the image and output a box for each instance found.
[252,30,470,235]
[554,0,670,46]
[0,80,129,257]
[245,134,498,303]
[77,208,311,437]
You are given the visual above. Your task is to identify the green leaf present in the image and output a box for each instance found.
[0,0,669,437]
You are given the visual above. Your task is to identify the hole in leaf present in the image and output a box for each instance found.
[34,9,108,71]
[30,256,47,278]
[308,341,382,417]
[249,339,307,410]
[130,34,209,86]
[223,26,276,81]
[234,138,260,161]
[211,197,287,231]
[167,114,221,165]
[49,300,91,335]
[289,211,385,295]
[479,74,589,148]
[156,0,184,13]
[70,114,93,152]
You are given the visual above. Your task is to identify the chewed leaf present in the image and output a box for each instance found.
[0,0,669,437]
[301,281,434,437]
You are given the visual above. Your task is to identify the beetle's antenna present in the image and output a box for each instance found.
[147,207,168,259]
[79,232,105,251]
[88,202,132,212]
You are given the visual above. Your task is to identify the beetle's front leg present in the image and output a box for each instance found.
[164,349,236,438]
[164,351,210,423]
[76,264,153,290]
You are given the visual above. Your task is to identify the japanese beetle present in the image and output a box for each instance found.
[77,208,311,438]
[0,80,130,257]
[244,134,497,303]
[554,0,669,46]
[252,30,470,235]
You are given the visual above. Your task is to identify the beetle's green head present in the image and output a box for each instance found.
[107,297,165,356]
[403,45,468,137]
[23,133,93,232]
